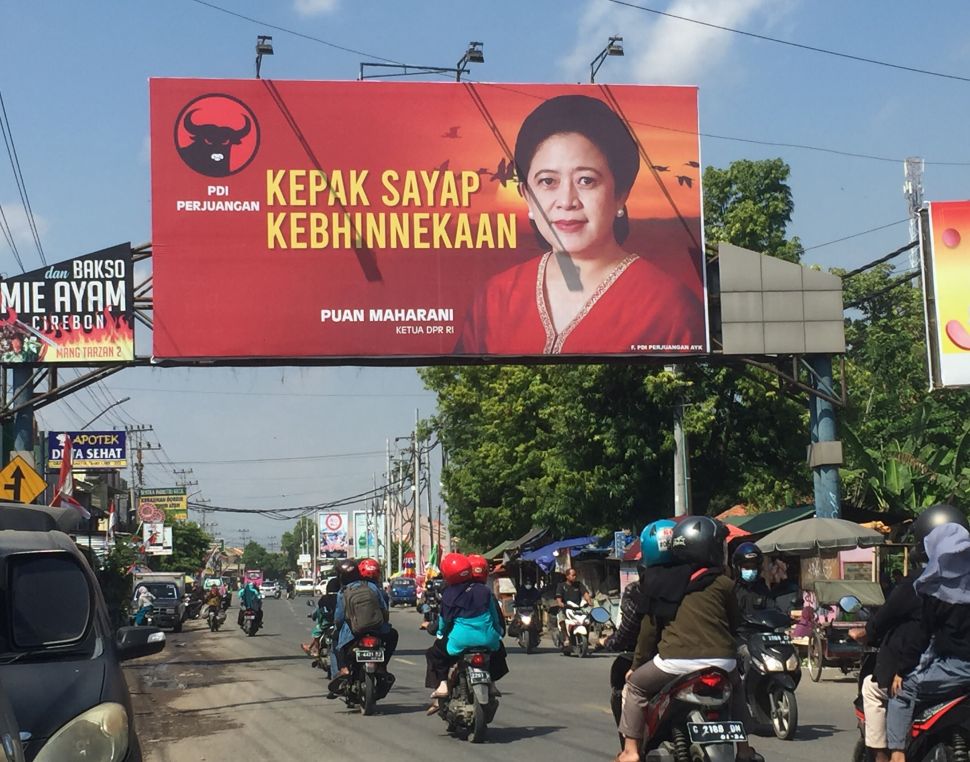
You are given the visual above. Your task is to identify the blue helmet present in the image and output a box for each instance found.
[640,519,677,567]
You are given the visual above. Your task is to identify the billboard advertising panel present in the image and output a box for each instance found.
[0,243,133,364]
[47,431,127,469]
[319,511,350,559]
[143,522,173,555]
[150,79,708,361]
[352,509,385,561]
[138,487,188,522]
[922,201,970,387]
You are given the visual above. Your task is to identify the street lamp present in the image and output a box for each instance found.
[358,40,485,82]
[590,35,624,83]
[256,35,274,79]
[80,397,130,429]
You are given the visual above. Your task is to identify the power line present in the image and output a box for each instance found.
[103,385,430,398]
[844,270,920,309]
[0,89,46,266]
[163,450,386,466]
[802,219,909,253]
[841,240,918,280]
[605,0,970,84]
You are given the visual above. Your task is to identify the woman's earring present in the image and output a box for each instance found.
[616,209,625,218]
[528,212,535,220]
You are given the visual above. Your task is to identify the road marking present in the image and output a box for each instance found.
[396,658,416,665]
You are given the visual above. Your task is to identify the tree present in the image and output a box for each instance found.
[152,522,212,574]
[281,516,317,570]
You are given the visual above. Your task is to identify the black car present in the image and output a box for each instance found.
[0,504,166,761]
[0,675,25,762]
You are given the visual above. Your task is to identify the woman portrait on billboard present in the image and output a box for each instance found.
[455,94,705,356]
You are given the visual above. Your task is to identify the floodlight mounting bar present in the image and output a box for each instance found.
[590,35,623,83]
[359,62,465,81]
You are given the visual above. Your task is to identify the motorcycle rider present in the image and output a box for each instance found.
[616,516,762,762]
[607,520,676,732]
[302,577,340,657]
[132,585,155,626]
[327,558,395,697]
[285,578,295,599]
[555,567,594,648]
[357,556,399,665]
[732,542,776,617]
[237,580,263,629]
[425,553,508,714]
[886,504,970,762]
[846,504,966,762]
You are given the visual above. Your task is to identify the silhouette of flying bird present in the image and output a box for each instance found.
[441,126,461,139]
[435,159,450,172]
[652,165,670,172]
[676,175,693,188]
[489,157,516,187]
[684,161,700,168]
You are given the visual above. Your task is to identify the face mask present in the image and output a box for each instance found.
[524,583,534,590]
[741,569,758,583]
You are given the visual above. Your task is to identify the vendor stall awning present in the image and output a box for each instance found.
[483,539,516,561]
[520,536,600,571]
[728,506,815,535]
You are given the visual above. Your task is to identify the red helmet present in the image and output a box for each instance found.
[358,557,381,581]
[467,554,488,582]
[441,553,472,585]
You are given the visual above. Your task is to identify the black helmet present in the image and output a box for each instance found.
[732,541,763,568]
[336,559,361,585]
[325,577,341,594]
[671,516,728,567]
[910,503,969,562]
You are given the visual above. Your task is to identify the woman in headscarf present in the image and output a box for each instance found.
[132,585,155,626]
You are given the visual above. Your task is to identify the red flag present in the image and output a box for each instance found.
[106,501,117,543]
[50,434,90,519]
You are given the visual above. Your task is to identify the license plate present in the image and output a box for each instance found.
[244,613,255,620]
[687,722,747,743]
[355,649,384,662]
[467,667,490,684]
[763,634,790,644]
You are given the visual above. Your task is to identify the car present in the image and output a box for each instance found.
[388,577,417,607]
[294,577,315,596]
[314,576,336,596]
[261,580,280,597]
[0,503,166,761]
[0,675,25,762]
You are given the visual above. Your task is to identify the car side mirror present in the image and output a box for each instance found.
[116,626,166,661]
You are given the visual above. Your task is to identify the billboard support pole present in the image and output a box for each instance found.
[11,367,33,471]
[808,354,841,518]
[413,410,422,578]
[667,365,691,516]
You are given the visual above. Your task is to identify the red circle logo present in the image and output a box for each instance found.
[325,514,342,531]
[174,94,259,177]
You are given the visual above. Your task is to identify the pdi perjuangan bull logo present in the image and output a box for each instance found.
[178,109,252,177]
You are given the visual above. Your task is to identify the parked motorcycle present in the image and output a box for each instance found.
[738,607,801,740]
[640,666,746,762]
[240,607,261,637]
[849,598,970,762]
[337,633,395,716]
[206,604,226,632]
[508,605,541,653]
[438,649,500,743]
[184,595,204,620]
[560,601,607,658]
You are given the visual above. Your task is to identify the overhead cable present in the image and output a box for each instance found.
[842,240,918,280]
[0,89,46,266]
[844,270,919,309]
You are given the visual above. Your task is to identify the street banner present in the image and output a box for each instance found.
[143,522,173,555]
[922,201,970,388]
[138,486,188,522]
[47,430,127,469]
[150,79,708,361]
[318,511,350,559]
[0,243,133,364]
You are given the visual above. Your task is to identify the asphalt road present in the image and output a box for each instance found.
[124,597,863,761]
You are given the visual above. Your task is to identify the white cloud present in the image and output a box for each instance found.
[560,0,786,86]
[294,0,339,16]
[0,201,49,265]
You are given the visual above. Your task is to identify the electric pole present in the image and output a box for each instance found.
[904,157,924,287]
[126,425,160,525]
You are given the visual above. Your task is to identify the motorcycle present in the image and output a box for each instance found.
[206,603,226,632]
[184,595,204,620]
[641,666,746,762]
[306,600,334,672]
[286,587,295,600]
[508,604,541,653]
[240,607,261,637]
[220,591,232,611]
[560,601,598,657]
[738,607,801,740]
[852,651,970,762]
[273,588,282,600]
[337,633,395,716]
[438,649,500,743]
[130,605,155,627]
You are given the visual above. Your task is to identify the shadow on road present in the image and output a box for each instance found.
[480,724,567,744]
[179,693,330,713]
[791,723,841,741]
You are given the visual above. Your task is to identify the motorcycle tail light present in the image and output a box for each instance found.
[469,653,487,668]
[673,671,731,706]
[359,635,380,648]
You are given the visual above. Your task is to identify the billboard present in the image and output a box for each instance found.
[352,509,385,561]
[319,511,350,559]
[138,487,188,522]
[150,79,708,361]
[0,243,133,364]
[922,201,970,387]
[47,431,127,469]
[143,522,173,555]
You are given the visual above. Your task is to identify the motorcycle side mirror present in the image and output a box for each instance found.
[419,604,430,613]
[839,595,862,614]
[589,607,611,625]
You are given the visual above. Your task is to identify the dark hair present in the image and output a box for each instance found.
[514,94,640,247]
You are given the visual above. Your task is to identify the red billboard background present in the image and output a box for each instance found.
[151,79,708,360]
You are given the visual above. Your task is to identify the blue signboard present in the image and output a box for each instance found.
[47,431,127,469]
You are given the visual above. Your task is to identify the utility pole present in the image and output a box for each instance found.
[904,157,925,287]
[385,438,392,575]
[413,409,422,576]
[667,366,691,516]
[126,425,160,526]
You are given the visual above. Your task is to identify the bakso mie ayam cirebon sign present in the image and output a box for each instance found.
[150,80,708,360]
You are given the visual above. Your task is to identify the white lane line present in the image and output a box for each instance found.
[396,658,416,665]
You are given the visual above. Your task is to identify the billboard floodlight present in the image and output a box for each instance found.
[591,35,624,83]
[255,35,274,79]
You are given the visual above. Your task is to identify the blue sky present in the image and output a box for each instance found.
[3,0,969,546]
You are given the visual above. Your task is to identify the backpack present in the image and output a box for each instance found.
[344,583,385,633]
